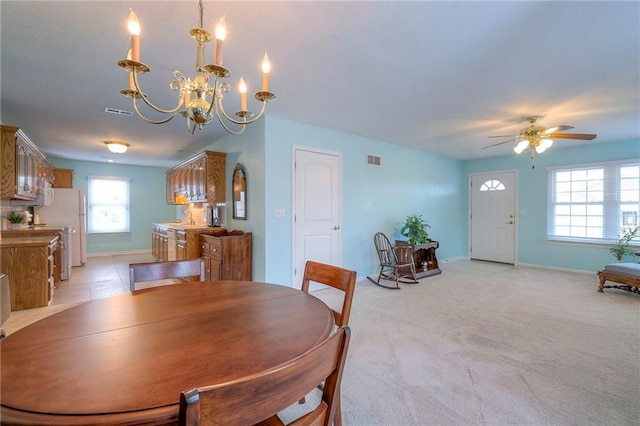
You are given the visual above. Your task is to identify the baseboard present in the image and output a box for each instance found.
[87,250,151,258]
[515,262,596,275]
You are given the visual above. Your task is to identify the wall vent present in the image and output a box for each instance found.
[366,154,381,166]
[104,107,133,116]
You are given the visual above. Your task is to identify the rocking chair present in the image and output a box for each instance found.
[368,232,418,289]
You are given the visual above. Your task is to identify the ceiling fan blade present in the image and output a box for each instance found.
[548,133,597,140]
[483,139,516,149]
[544,125,574,134]
[487,135,516,138]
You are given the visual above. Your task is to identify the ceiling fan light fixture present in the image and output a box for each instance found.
[105,141,130,154]
[535,138,553,153]
[513,140,529,154]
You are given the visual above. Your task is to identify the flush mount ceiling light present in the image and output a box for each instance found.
[105,141,130,154]
[117,0,276,135]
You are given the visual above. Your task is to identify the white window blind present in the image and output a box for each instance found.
[87,176,131,234]
[547,159,640,244]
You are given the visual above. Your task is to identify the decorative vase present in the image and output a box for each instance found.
[10,223,24,230]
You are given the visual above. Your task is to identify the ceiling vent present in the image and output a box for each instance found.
[366,154,381,166]
[104,107,133,116]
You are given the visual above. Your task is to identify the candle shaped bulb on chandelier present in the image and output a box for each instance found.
[239,77,247,111]
[262,53,271,92]
[214,16,226,65]
[128,9,140,62]
[127,49,135,91]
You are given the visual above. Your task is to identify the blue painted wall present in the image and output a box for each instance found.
[259,116,466,285]
[201,116,467,285]
[49,157,174,255]
[49,118,636,280]
[462,138,639,272]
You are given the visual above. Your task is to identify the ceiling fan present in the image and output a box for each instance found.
[484,115,597,167]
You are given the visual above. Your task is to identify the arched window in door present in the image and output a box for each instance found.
[480,179,505,191]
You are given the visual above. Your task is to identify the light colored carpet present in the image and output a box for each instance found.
[5,260,639,425]
[282,260,639,425]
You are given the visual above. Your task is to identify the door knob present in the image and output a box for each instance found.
[333,225,340,230]
[506,220,514,224]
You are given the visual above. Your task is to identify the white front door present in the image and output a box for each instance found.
[293,148,342,289]
[470,171,516,264]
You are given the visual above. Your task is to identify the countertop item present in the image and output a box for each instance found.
[0,281,334,425]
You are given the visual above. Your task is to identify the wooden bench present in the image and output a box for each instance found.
[597,263,640,295]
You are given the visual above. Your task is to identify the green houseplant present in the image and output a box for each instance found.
[609,226,640,262]
[400,214,430,245]
[5,211,26,229]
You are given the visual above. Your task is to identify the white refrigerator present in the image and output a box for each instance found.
[36,189,87,266]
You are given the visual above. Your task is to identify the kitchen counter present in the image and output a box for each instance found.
[154,222,223,231]
[0,235,60,247]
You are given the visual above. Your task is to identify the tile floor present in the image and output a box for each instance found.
[2,253,160,335]
[53,252,157,305]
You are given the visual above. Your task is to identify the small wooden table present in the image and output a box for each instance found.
[0,281,334,425]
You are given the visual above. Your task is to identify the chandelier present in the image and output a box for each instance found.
[117,0,275,135]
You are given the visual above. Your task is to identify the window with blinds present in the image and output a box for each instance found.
[87,176,131,234]
[547,159,640,244]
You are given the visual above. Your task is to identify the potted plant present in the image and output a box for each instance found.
[400,214,431,245]
[609,226,640,262]
[6,211,26,230]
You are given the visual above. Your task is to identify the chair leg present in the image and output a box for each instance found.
[334,393,342,426]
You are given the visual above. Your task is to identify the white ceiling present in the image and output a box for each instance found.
[1,1,638,168]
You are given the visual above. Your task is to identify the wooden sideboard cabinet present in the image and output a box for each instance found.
[1,125,55,201]
[0,235,59,311]
[200,232,252,281]
[396,240,442,278]
[166,150,226,205]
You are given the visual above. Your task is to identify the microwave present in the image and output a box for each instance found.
[11,180,53,207]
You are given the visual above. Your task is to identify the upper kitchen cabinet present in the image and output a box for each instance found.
[1,125,55,201]
[166,150,226,205]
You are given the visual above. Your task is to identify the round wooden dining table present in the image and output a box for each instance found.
[0,281,334,425]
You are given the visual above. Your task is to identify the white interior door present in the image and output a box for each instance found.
[470,171,516,264]
[293,148,341,290]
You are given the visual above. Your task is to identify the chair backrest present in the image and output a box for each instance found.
[301,261,357,327]
[179,326,350,426]
[129,258,206,291]
[373,232,413,267]
[373,232,396,266]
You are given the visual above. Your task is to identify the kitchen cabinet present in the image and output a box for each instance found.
[152,223,225,262]
[1,125,55,201]
[200,232,252,281]
[166,150,226,205]
[176,230,187,260]
[152,225,169,261]
[0,235,59,311]
[1,228,64,285]
[53,168,74,188]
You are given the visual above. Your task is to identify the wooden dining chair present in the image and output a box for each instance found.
[179,326,351,426]
[301,260,357,327]
[297,260,356,424]
[129,258,206,291]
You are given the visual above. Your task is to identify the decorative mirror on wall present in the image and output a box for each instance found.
[232,163,247,220]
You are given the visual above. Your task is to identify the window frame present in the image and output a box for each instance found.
[547,159,640,246]
[87,175,131,235]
